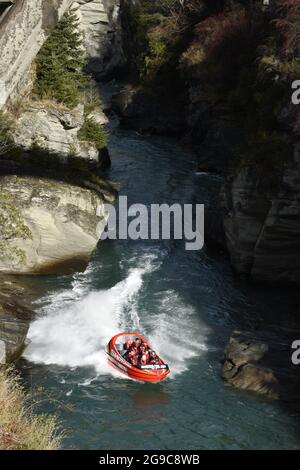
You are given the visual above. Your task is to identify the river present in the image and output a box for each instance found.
[19,128,300,449]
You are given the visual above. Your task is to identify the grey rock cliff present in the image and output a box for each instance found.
[0,0,74,108]
[12,101,108,161]
[222,163,300,284]
[0,1,123,108]
[73,0,124,78]
[0,175,114,275]
[0,276,34,363]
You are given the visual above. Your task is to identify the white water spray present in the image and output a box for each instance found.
[25,254,208,378]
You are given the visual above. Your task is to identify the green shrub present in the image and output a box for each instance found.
[78,117,107,150]
[33,12,87,108]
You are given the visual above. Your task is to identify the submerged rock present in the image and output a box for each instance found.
[0,175,114,275]
[222,330,300,402]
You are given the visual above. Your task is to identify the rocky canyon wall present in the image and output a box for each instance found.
[0,0,124,109]
[74,0,124,78]
[0,0,74,108]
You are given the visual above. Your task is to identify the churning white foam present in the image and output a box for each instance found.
[25,268,145,374]
[146,291,208,376]
[25,254,208,378]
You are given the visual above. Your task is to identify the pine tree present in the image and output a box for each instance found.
[34,12,87,108]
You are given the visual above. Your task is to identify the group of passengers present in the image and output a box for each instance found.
[124,338,163,367]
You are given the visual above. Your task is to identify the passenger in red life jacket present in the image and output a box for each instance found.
[139,344,149,366]
[128,346,138,366]
[149,350,162,365]
[124,339,133,351]
[133,337,142,349]
[130,355,138,366]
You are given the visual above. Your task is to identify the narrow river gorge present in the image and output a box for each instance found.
[17,129,300,450]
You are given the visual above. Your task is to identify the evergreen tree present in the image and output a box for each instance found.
[34,12,87,108]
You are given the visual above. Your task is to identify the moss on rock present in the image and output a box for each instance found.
[0,189,32,265]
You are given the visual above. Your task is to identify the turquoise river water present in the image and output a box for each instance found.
[19,129,300,450]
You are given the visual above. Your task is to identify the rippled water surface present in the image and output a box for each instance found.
[20,130,300,449]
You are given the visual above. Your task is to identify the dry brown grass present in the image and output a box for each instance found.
[0,367,62,450]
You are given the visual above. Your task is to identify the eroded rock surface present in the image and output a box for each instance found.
[0,175,114,275]
[0,1,123,108]
[222,330,300,401]
[0,0,74,108]
[223,164,300,284]
[73,0,124,78]
[13,101,108,161]
[0,276,34,363]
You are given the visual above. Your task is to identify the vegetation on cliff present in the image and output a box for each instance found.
[0,189,32,265]
[0,368,61,450]
[0,11,108,168]
[78,117,107,150]
[34,12,87,108]
[123,0,299,173]
[32,11,108,155]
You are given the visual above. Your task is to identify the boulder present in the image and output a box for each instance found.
[0,174,114,275]
[13,102,100,161]
[222,330,300,401]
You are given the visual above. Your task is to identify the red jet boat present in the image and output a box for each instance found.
[106,332,170,383]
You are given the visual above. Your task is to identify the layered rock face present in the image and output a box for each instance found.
[0,1,123,109]
[12,101,108,161]
[0,1,120,277]
[0,175,114,275]
[0,0,74,108]
[222,164,300,284]
[73,0,124,78]
[0,276,34,363]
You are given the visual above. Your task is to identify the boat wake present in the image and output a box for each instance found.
[25,254,208,379]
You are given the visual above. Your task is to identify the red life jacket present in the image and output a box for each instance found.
[129,348,137,358]
[150,356,162,365]
[130,356,138,366]
[134,339,141,349]
[140,353,149,365]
